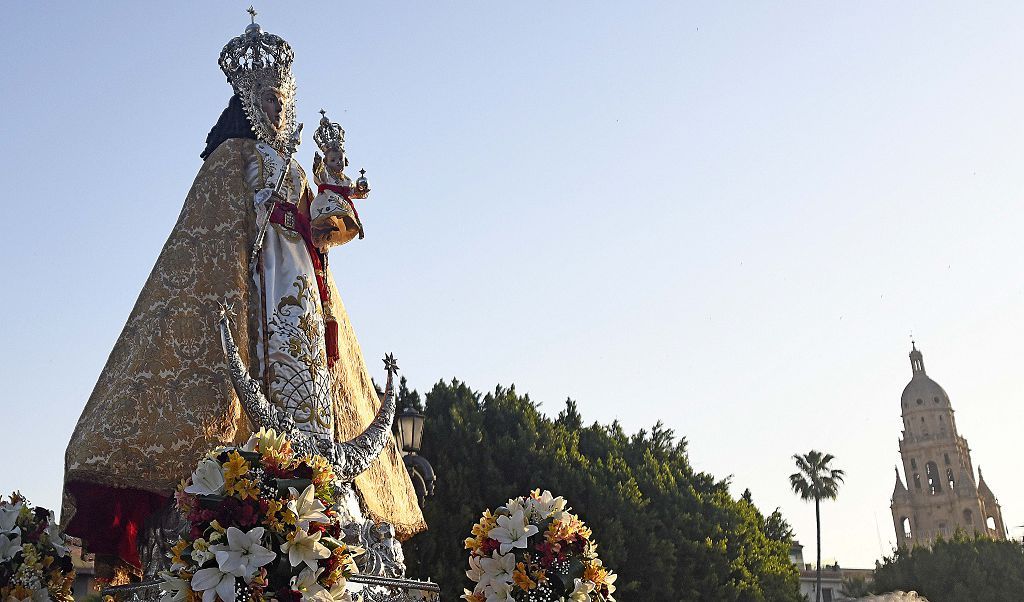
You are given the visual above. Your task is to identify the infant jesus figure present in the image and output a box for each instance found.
[310,109,370,246]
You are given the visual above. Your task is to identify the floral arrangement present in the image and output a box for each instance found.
[0,493,74,602]
[462,491,616,602]
[161,428,361,602]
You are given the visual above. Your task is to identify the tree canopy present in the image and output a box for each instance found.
[401,380,801,601]
[873,532,1024,601]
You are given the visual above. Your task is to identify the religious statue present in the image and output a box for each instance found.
[311,110,369,242]
[62,11,425,585]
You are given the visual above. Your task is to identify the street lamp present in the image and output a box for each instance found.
[390,396,435,508]
[395,407,425,454]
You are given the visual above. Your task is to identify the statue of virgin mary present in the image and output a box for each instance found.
[61,15,425,581]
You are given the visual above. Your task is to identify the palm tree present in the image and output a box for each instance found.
[790,450,845,602]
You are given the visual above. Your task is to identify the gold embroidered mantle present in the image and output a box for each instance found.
[63,138,425,539]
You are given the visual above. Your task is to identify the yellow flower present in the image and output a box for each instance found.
[223,451,250,483]
[309,455,336,486]
[512,562,537,591]
[208,520,227,534]
[583,562,608,586]
[226,477,260,500]
[471,510,497,540]
[264,499,286,533]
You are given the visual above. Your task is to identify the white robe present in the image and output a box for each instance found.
[246,142,334,445]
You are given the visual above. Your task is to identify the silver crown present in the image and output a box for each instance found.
[313,109,346,154]
[218,8,297,152]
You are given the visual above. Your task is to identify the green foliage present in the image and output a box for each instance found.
[789,451,845,503]
[840,575,871,598]
[402,380,801,601]
[873,532,1024,601]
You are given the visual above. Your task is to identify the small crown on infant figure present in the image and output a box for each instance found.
[314,109,346,157]
[313,109,369,194]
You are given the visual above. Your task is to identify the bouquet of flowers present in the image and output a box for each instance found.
[0,493,74,602]
[162,428,361,602]
[462,491,616,602]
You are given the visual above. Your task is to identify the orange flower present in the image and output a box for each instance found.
[584,562,608,586]
[170,538,189,568]
[512,562,537,591]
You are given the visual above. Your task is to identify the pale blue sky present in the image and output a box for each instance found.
[3,2,1024,568]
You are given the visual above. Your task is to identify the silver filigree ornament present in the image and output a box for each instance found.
[218,13,298,153]
[217,305,397,482]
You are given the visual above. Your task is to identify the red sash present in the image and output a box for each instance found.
[316,183,362,225]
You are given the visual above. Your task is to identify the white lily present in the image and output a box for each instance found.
[0,533,23,562]
[191,566,236,602]
[184,458,226,496]
[0,502,23,534]
[504,498,525,518]
[568,578,595,602]
[466,554,487,586]
[477,550,515,586]
[281,528,331,570]
[527,490,567,521]
[158,570,191,602]
[287,485,330,531]
[487,510,538,555]
[290,567,331,602]
[211,527,277,580]
[43,513,68,557]
[484,581,514,602]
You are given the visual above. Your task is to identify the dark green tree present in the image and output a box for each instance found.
[789,450,845,602]
[402,380,801,601]
[873,532,1024,601]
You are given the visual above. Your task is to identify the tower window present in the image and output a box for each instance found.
[911,458,917,470]
[913,474,922,490]
[917,398,923,405]
[946,468,955,489]
[926,462,942,494]
[934,396,940,404]
[901,517,912,538]
[987,516,997,530]
[944,453,951,465]
[963,509,973,525]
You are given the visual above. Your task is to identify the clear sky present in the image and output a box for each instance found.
[3,2,1024,569]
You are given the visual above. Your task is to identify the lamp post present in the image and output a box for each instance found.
[393,398,436,508]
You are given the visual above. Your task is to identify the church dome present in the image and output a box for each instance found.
[900,343,951,410]
[901,373,950,409]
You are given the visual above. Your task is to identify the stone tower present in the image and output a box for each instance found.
[890,343,1006,549]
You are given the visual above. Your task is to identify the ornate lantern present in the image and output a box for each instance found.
[395,406,425,454]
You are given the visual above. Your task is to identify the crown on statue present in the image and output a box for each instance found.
[218,10,294,95]
[217,8,298,152]
[313,109,346,154]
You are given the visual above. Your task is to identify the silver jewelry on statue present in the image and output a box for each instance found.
[217,306,396,482]
[218,7,298,153]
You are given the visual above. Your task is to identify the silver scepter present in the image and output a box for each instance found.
[250,123,304,267]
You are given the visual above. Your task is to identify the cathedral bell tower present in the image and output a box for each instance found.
[890,343,1006,548]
